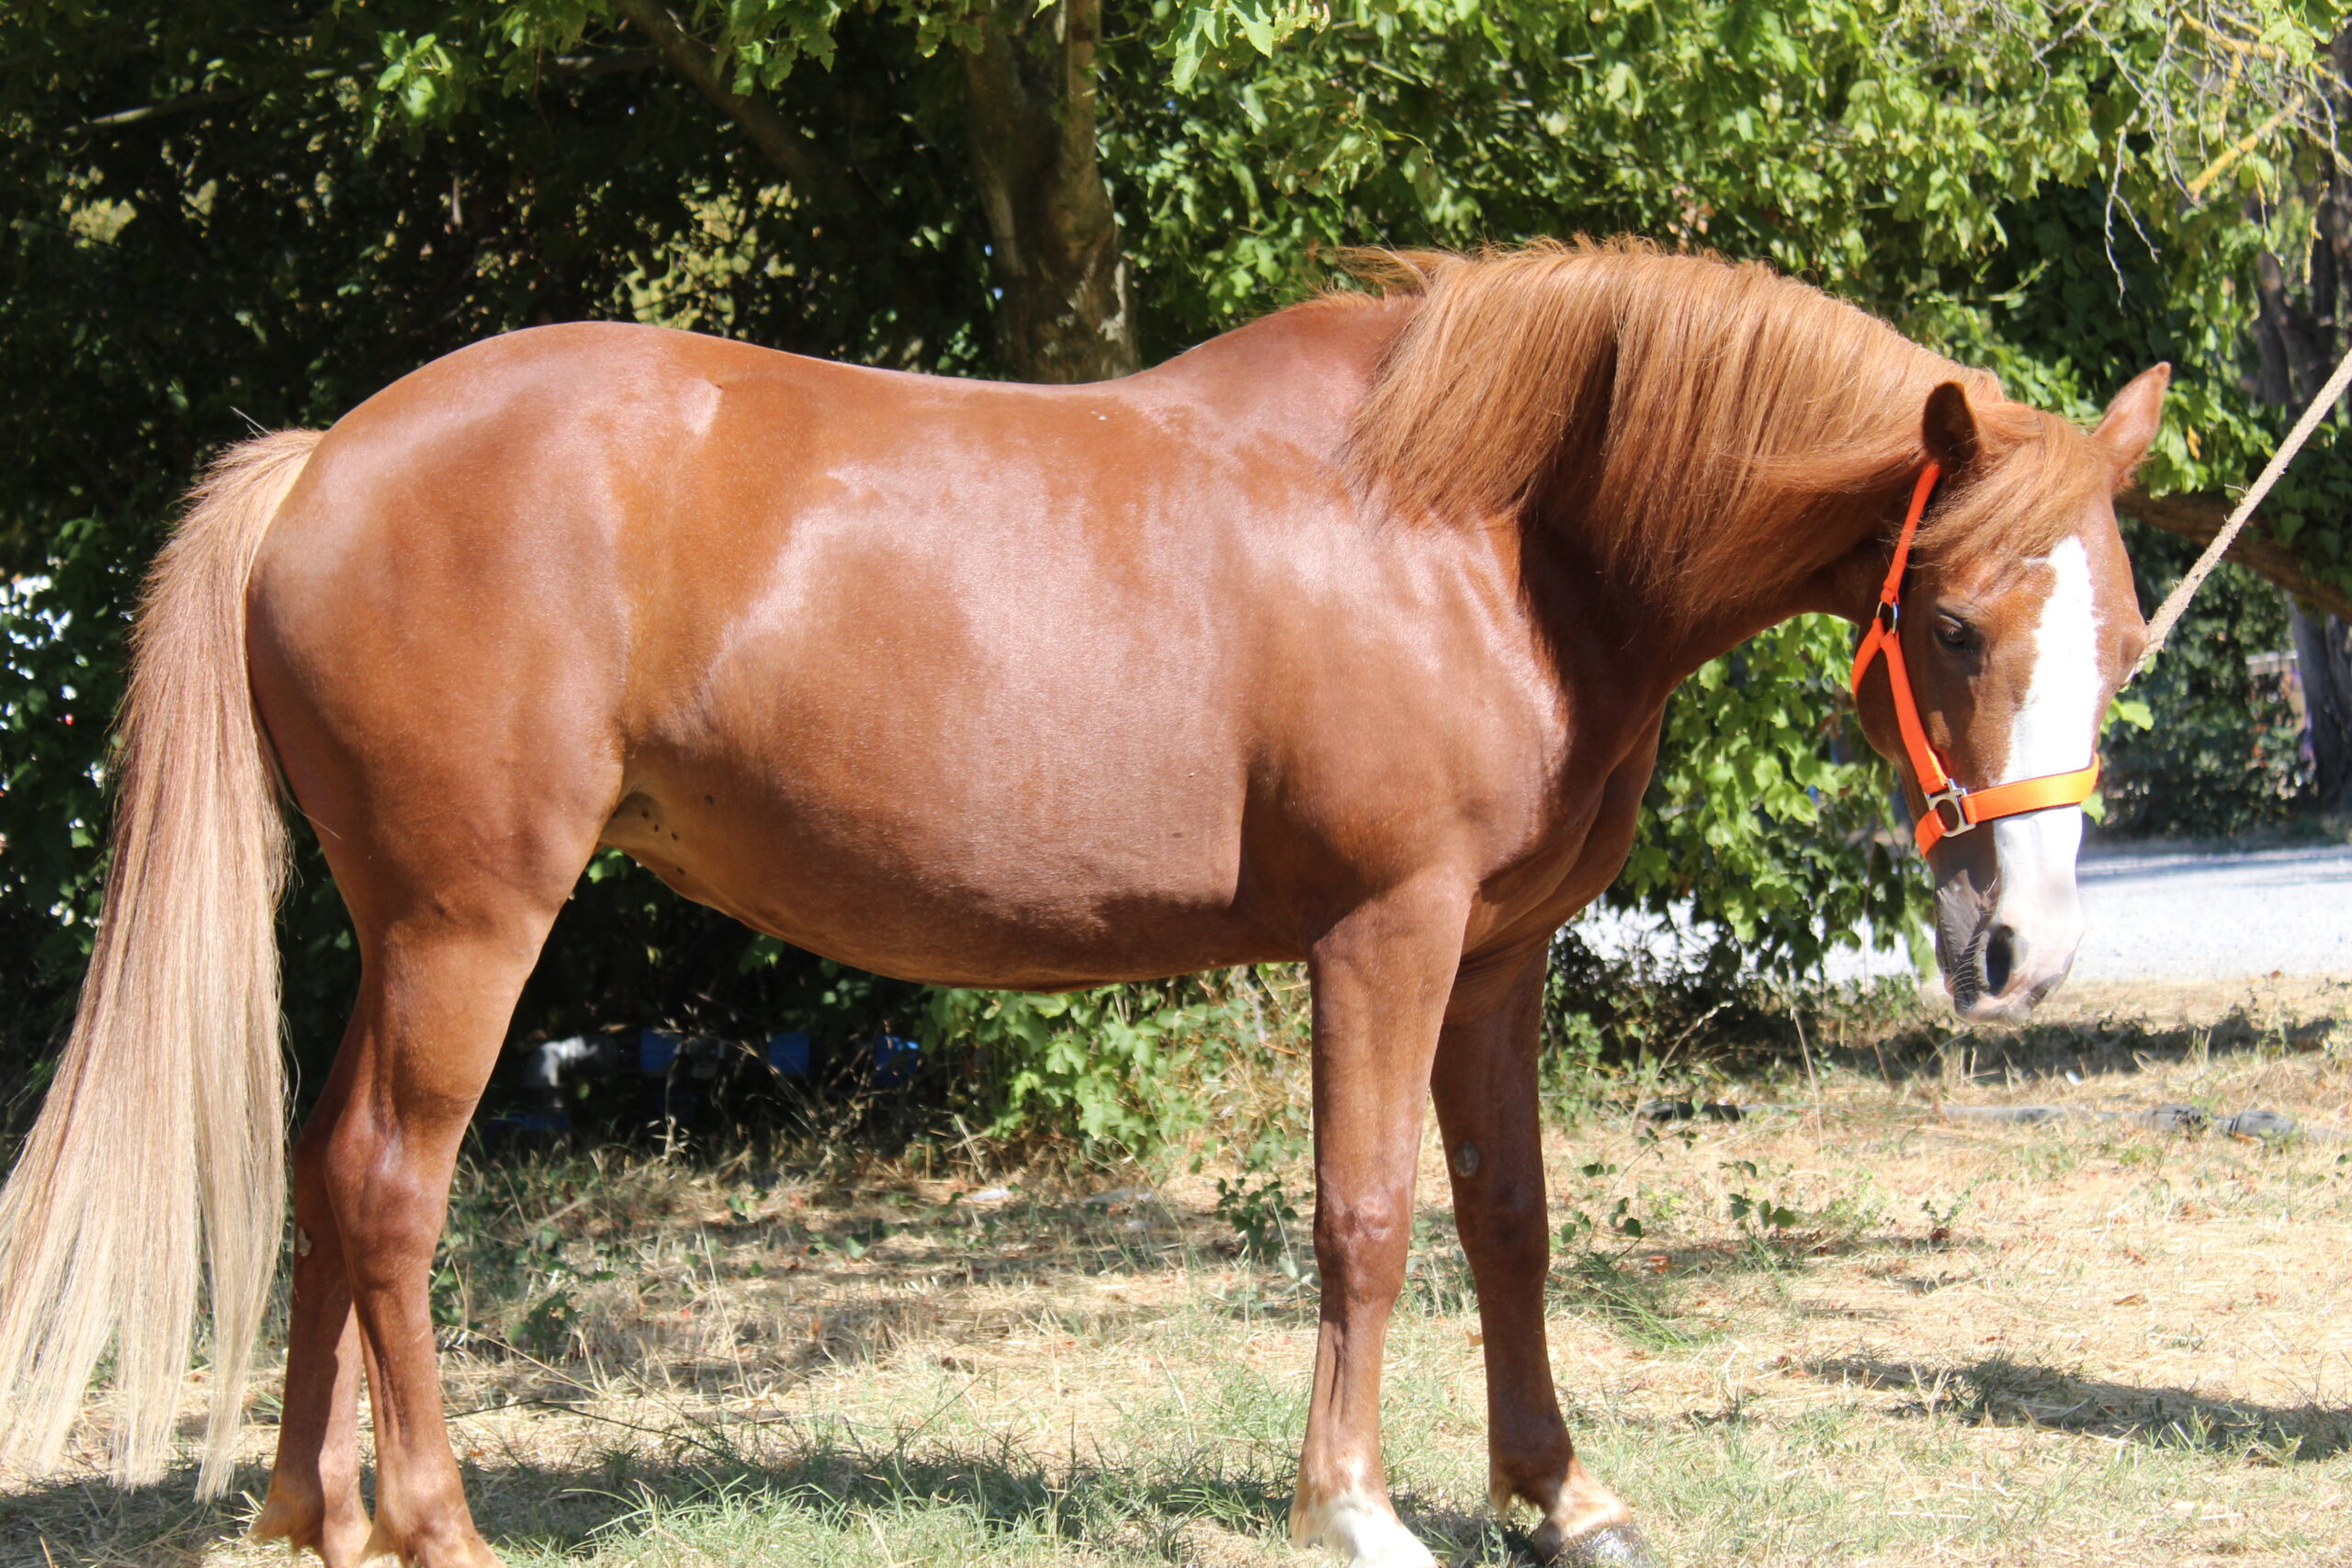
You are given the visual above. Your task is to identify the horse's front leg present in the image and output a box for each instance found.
[1289,886,1469,1568]
[1430,941,1651,1565]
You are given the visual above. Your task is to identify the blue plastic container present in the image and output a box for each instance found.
[638,1027,681,1076]
[870,1034,921,1088]
[765,1030,812,1077]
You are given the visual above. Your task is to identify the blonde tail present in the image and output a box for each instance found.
[0,429,319,1494]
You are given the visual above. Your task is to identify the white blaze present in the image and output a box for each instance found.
[1987,534,2100,983]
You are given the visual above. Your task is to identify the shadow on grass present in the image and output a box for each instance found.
[1807,1354,2352,1461]
[472,1426,1539,1567]
[0,1463,269,1568]
[1546,1227,1990,1349]
[1829,1006,2340,1091]
[0,1423,1535,1567]
[1548,1251,1717,1353]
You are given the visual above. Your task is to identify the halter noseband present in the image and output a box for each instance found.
[1849,464,2102,854]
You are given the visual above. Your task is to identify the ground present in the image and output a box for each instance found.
[2070,844,2352,982]
[3,978,2349,1567]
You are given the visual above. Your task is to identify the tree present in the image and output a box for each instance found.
[2238,23,2352,816]
[350,0,1143,381]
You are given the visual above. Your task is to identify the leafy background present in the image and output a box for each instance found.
[4,0,2347,1153]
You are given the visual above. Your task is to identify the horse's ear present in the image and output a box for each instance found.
[2095,363,2170,487]
[1922,381,1979,472]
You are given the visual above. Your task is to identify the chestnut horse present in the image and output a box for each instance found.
[0,240,2162,1568]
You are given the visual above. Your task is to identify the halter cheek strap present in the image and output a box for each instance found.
[1849,464,2102,854]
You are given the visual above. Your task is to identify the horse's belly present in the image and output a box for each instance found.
[599,771,1275,988]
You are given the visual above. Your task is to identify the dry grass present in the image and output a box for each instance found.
[3,978,2350,1566]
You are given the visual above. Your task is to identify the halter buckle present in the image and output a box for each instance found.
[1923,784,1973,839]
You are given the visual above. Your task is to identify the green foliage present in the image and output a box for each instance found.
[2102,536,2314,837]
[1726,1186,1804,1238]
[1622,615,1922,979]
[1211,1172,1306,1279]
[360,0,918,122]
[1919,1177,1985,1241]
[1559,1164,1649,1247]
[1159,0,1326,88]
[922,978,1252,1155]
[1119,1,2335,348]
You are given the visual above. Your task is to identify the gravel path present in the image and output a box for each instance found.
[1581,841,2352,985]
[2072,841,2352,982]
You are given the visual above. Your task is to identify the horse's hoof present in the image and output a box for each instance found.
[1539,1520,1658,1566]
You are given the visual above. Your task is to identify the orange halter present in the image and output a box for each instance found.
[1850,464,2102,854]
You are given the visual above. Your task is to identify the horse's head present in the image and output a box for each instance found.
[1853,367,2167,1021]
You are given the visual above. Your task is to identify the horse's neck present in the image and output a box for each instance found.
[1150,299,1903,677]
[1536,470,1904,683]
[1706,490,1894,664]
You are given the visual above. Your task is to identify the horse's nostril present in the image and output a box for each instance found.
[1983,926,2016,996]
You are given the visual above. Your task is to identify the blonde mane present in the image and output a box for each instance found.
[1336,239,2119,625]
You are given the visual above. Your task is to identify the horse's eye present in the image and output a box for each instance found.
[1935,615,1978,655]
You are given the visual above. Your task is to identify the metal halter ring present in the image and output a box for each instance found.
[1923,784,1974,839]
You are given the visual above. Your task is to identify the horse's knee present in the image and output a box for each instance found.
[1313,1188,1411,1297]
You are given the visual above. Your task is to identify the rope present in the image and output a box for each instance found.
[2138,339,2352,675]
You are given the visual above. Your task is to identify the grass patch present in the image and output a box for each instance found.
[5,976,2351,1565]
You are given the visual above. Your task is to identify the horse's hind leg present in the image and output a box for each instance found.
[245,724,604,1565]
[1429,942,1652,1566]
[253,886,558,1568]
[249,1054,371,1565]
[323,892,572,1568]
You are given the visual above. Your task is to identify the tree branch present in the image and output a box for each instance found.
[546,49,662,78]
[2118,487,2352,623]
[80,88,243,130]
[607,0,864,216]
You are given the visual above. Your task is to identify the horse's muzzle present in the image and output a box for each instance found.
[1933,816,2086,1021]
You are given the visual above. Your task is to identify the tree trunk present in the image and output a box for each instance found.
[958,0,1140,382]
[2252,26,2352,804]
[2290,601,2352,815]
[2117,489,2352,621]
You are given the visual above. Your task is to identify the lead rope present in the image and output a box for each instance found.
[2137,338,2352,675]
